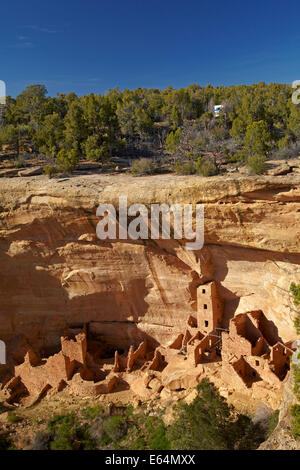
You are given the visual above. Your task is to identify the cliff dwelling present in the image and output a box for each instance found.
[0,281,295,409]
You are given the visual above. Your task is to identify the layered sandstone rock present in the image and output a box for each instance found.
[2,282,294,410]
[0,173,299,408]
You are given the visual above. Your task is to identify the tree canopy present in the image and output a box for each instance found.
[0,81,298,174]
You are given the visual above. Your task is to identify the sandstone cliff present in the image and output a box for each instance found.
[0,173,299,409]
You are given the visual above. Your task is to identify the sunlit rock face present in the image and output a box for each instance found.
[0,173,299,365]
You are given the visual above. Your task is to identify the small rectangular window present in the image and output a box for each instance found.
[202,289,205,294]
[204,304,207,309]
[255,360,259,366]
[205,321,208,327]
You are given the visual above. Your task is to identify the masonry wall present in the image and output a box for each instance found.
[197,281,223,334]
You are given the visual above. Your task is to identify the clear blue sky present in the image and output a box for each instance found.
[1,0,300,97]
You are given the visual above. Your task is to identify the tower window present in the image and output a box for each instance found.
[204,304,207,309]
[205,321,208,327]
[202,289,206,294]
[255,360,259,366]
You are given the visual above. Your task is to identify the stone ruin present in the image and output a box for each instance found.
[0,281,296,407]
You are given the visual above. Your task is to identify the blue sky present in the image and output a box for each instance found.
[1,0,300,96]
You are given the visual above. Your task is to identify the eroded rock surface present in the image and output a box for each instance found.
[2,282,295,410]
[0,173,299,409]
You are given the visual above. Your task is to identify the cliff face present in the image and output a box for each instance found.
[0,175,300,347]
[259,369,300,450]
[0,173,299,403]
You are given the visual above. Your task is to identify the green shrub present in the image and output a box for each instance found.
[290,283,300,306]
[48,413,77,437]
[293,365,300,401]
[47,413,96,450]
[81,405,105,420]
[295,317,300,336]
[39,387,270,451]
[244,120,271,156]
[56,148,79,173]
[227,149,247,163]
[277,136,291,149]
[131,158,155,176]
[102,416,127,444]
[144,416,170,450]
[7,412,21,424]
[195,157,217,176]
[290,282,300,335]
[266,410,279,437]
[166,379,265,450]
[14,157,25,168]
[43,165,58,178]
[166,128,181,154]
[83,135,110,162]
[130,436,147,450]
[290,404,300,439]
[174,161,196,175]
[50,436,73,451]
[247,153,266,175]
[96,145,110,161]
[113,411,169,450]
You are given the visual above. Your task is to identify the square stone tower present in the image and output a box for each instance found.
[197,281,224,334]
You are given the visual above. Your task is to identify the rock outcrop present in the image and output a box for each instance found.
[0,173,299,409]
[1,281,295,409]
